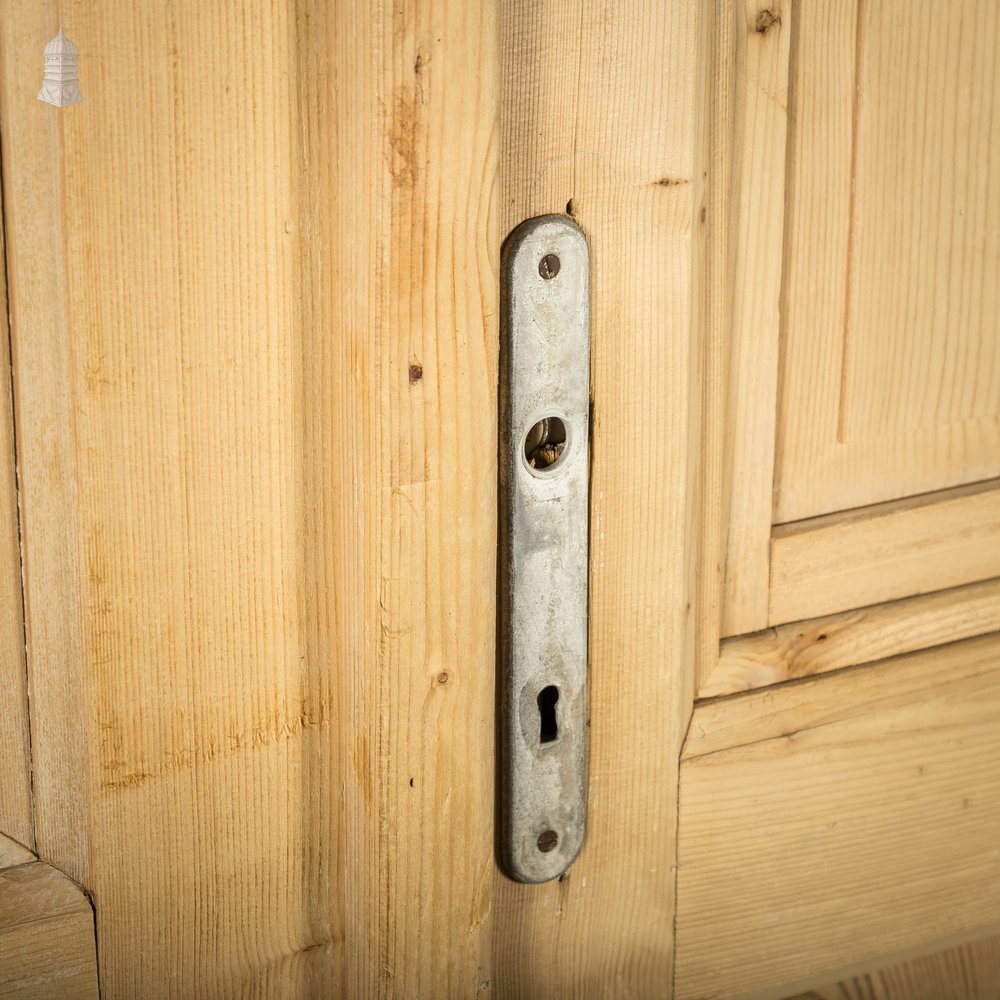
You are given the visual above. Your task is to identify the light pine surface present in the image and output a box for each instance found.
[719,0,791,637]
[677,634,1000,998]
[774,0,1000,521]
[706,577,1000,698]
[0,1,699,997]
[0,182,32,851]
[2,2,999,998]
[2,1,499,997]
[0,862,98,1000]
[769,479,1000,625]
[692,0,734,687]
[0,11,87,874]
[787,932,1000,1000]
[491,1,699,995]
[0,838,32,873]
[718,0,1000,643]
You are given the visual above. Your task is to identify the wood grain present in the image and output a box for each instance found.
[705,577,1000,698]
[2,2,498,997]
[491,1,700,996]
[692,0,734,689]
[330,0,500,994]
[720,0,791,637]
[2,2,706,996]
[15,3,998,998]
[677,634,1000,998]
[0,178,32,850]
[774,0,1000,521]
[0,837,32,873]
[787,932,1000,1000]
[0,862,98,1000]
[769,479,1000,624]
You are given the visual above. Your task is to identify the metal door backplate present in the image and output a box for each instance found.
[498,215,590,883]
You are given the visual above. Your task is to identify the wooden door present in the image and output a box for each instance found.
[0,2,997,999]
[675,1,1000,997]
[0,2,696,997]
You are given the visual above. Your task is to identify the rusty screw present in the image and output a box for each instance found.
[538,253,561,280]
[537,829,559,853]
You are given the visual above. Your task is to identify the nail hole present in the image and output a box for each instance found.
[538,253,560,280]
[524,416,568,471]
[537,685,559,745]
[537,829,559,853]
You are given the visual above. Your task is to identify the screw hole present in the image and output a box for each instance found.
[537,829,559,853]
[524,416,568,471]
[538,253,561,280]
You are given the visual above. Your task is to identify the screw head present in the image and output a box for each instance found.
[537,829,559,853]
[538,253,561,280]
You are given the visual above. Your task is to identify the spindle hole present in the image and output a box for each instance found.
[523,416,568,472]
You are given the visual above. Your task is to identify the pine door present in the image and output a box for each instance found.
[0,2,998,999]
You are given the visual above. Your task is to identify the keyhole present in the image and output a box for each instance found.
[537,685,559,744]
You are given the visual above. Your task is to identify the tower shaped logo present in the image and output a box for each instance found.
[38,28,82,108]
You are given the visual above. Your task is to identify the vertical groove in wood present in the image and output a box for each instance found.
[0,139,34,851]
[493,2,700,996]
[834,0,867,446]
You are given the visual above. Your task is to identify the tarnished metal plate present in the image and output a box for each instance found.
[498,215,590,883]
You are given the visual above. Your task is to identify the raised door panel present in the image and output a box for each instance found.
[775,0,1000,523]
[677,634,1000,998]
[715,0,1000,661]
